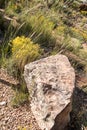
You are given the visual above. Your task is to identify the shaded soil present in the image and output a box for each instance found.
[69,74,87,130]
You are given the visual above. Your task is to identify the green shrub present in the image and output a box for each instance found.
[30,15,54,33]
[19,14,55,47]
[11,76,29,107]
[65,37,82,52]
[78,49,87,61]
[54,26,66,37]
[29,14,55,47]
[70,28,87,41]
[5,0,27,15]
[12,91,28,107]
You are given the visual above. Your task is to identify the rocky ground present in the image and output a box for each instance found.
[0,68,41,130]
[0,67,87,130]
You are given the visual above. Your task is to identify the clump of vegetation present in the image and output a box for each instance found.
[11,78,29,107]
[3,36,42,107]
[0,1,87,129]
[12,91,28,107]
[11,36,42,70]
[71,27,87,41]
[18,13,56,47]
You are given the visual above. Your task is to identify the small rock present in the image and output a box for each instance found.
[0,101,7,106]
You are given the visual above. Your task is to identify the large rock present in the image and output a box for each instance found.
[24,54,75,130]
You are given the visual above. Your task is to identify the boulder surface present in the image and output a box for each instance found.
[24,54,75,130]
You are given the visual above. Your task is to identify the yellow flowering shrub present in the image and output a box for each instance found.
[12,36,41,69]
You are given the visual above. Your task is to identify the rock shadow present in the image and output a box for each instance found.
[69,87,87,130]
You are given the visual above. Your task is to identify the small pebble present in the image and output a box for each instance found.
[0,101,7,106]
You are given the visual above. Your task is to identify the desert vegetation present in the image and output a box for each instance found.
[0,0,87,130]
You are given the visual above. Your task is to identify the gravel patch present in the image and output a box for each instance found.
[0,68,41,130]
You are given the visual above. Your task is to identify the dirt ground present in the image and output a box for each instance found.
[0,68,41,130]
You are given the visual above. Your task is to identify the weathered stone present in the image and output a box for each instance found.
[0,101,7,106]
[24,54,75,130]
